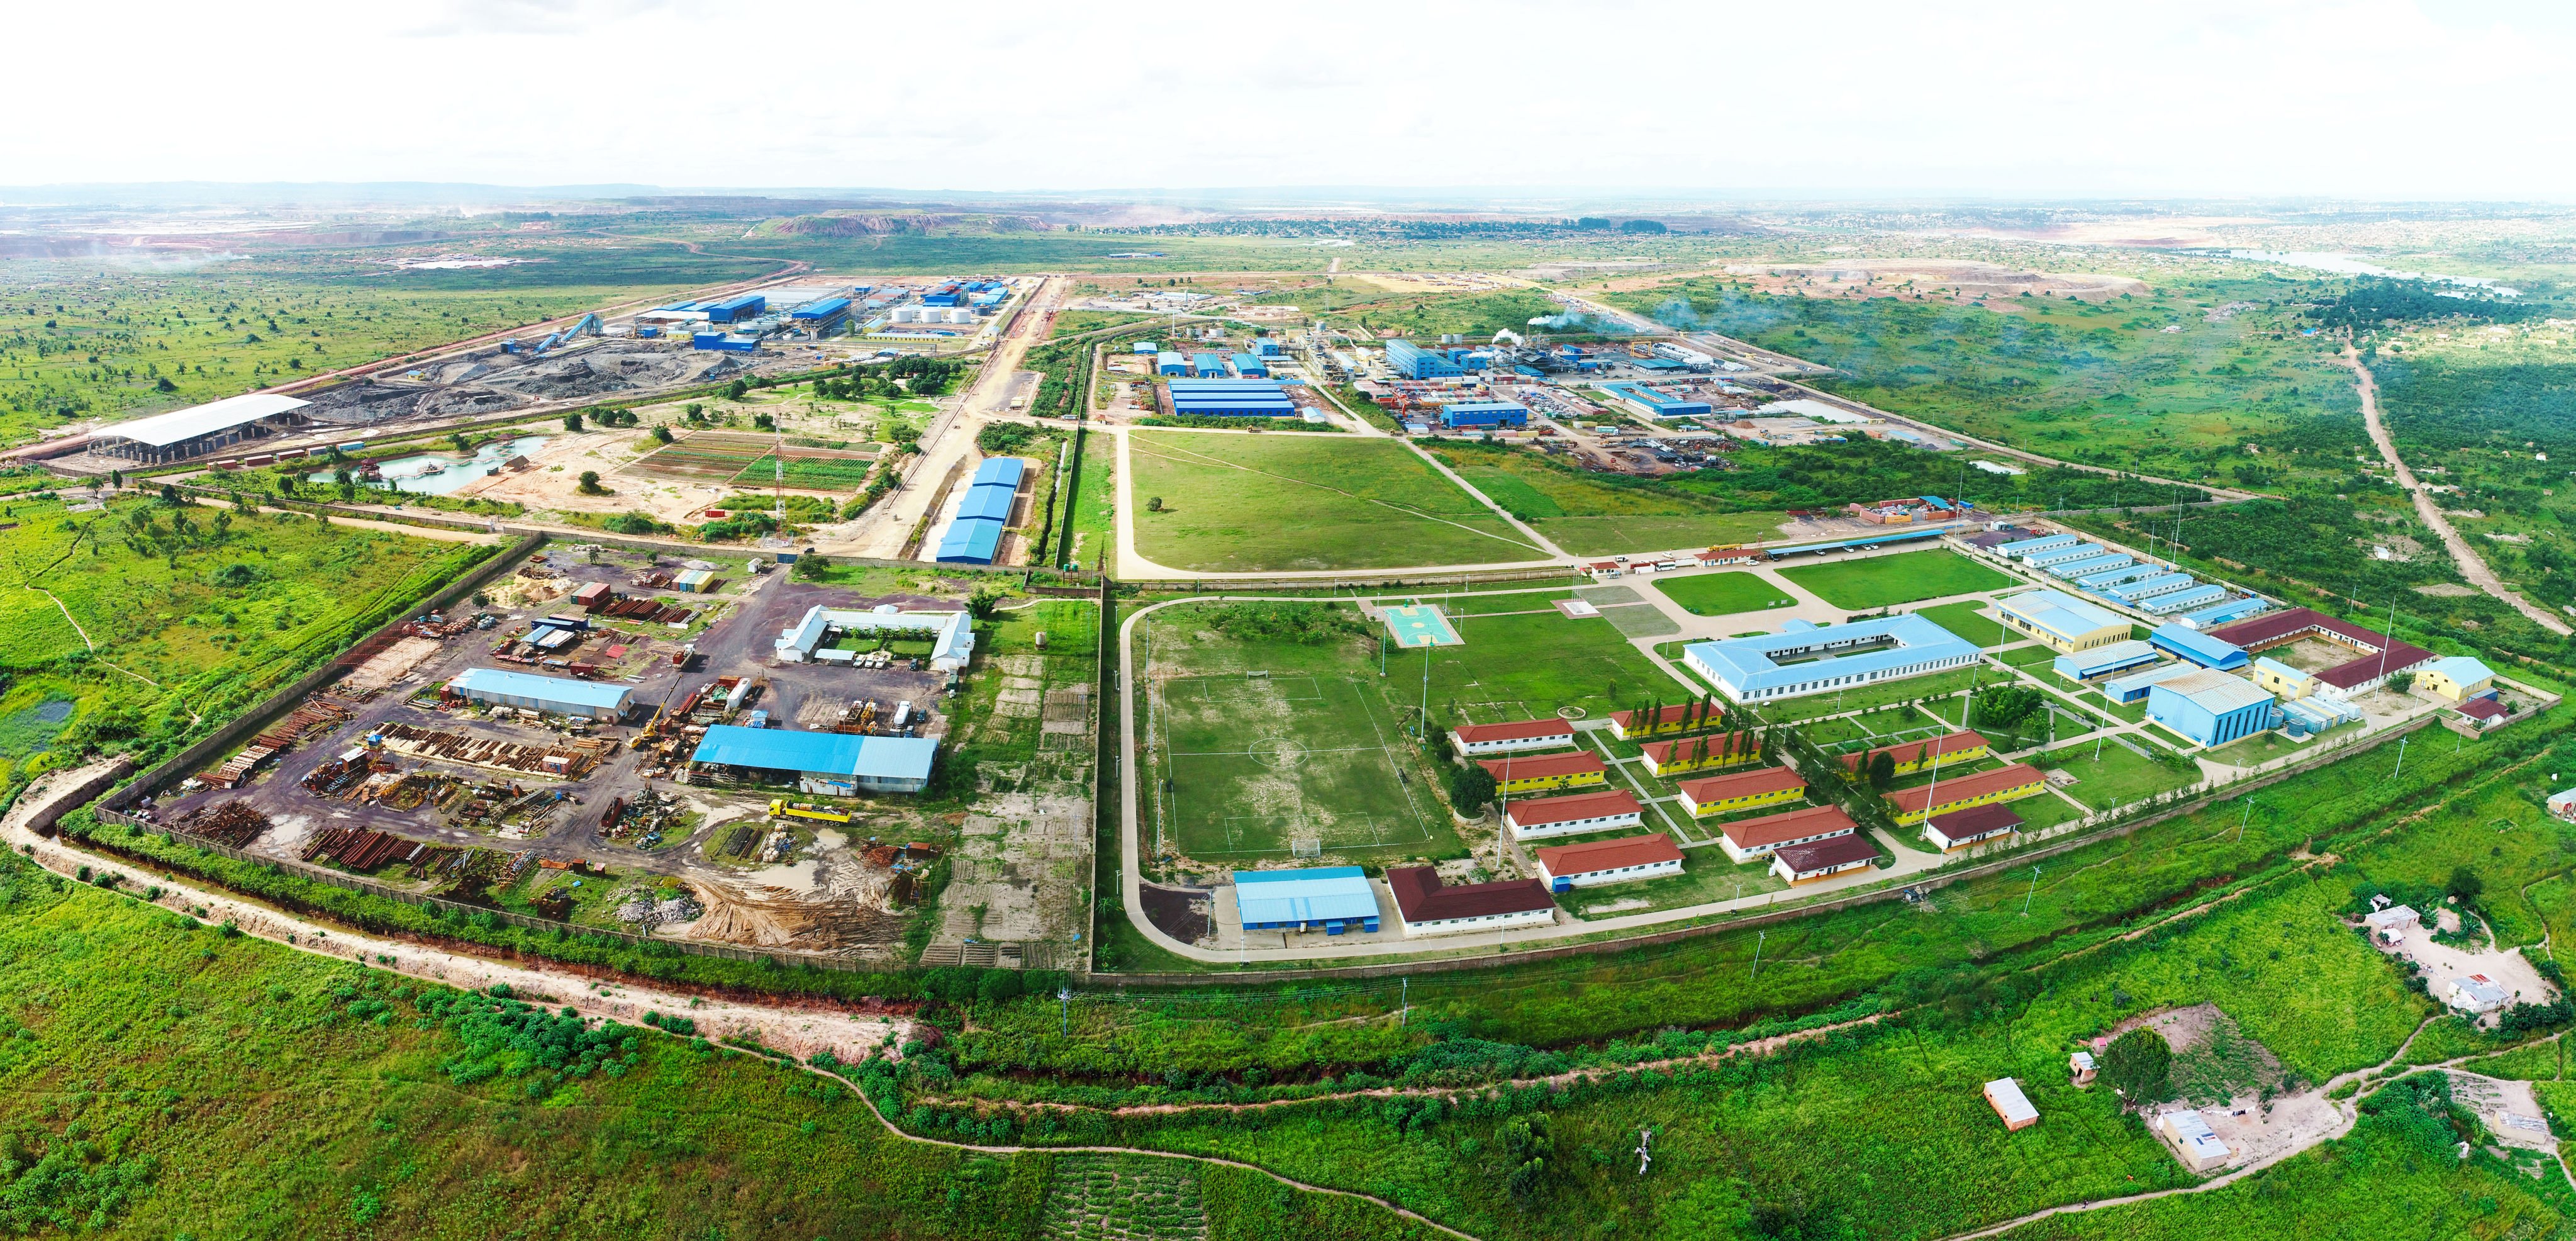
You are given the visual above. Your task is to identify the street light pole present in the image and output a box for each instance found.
[2021,865,2042,916]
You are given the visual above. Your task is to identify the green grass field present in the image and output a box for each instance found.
[1156,671,1439,860]
[1650,571,1795,617]
[2029,740,2198,811]
[1128,434,1541,572]
[1422,442,1790,554]
[1777,548,2016,610]
[1916,599,2017,648]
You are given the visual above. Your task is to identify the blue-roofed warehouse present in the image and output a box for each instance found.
[2105,573,2197,603]
[1600,381,1713,417]
[2053,639,2162,682]
[2023,542,2108,568]
[1230,352,1269,378]
[1190,352,1225,378]
[1157,351,1188,376]
[1169,378,1295,417]
[2142,583,2231,615]
[1441,401,1528,429]
[1997,533,2080,559]
[1234,867,1381,934]
[957,484,1017,523]
[1134,340,1159,354]
[2075,563,2164,590]
[791,297,852,332]
[1385,339,1469,379]
[2048,553,2134,579]
[703,294,767,325]
[2149,622,2248,670]
[447,668,635,721]
[2102,660,2202,704]
[974,456,1026,488]
[2177,596,2270,629]
[1684,614,1980,704]
[2147,670,2276,748]
[691,724,938,795]
[1252,338,1283,356]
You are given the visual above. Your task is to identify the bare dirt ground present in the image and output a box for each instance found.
[2377,908,2556,1019]
[2451,1071,2560,1154]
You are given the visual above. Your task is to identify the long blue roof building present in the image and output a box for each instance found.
[1683,614,1981,704]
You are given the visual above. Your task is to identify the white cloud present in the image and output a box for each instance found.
[3,0,2572,199]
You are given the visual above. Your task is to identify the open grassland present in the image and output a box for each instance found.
[1916,598,2018,648]
[1421,442,1790,554]
[0,253,758,444]
[1127,433,1541,572]
[1607,270,2361,486]
[1651,571,1795,617]
[0,853,1425,1240]
[0,489,493,789]
[2029,741,2199,812]
[1777,547,2016,609]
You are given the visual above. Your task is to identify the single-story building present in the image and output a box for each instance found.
[2149,621,2250,671]
[1479,751,1608,795]
[2069,1051,2097,1087]
[1839,730,1988,778]
[774,603,976,672]
[2453,697,2511,729]
[1637,732,1758,777]
[1715,803,1857,864]
[1503,789,1643,840]
[2160,1110,2230,1171]
[1232,867,1381,934]
[446,668,634,722]
[1386,867,1556,936]
[2417,655,2497,703]
[2447,973,2512,1015]
[1675,766,1806,817]
[1684,614,1981,704]
[1698,546,1756,566]
[1450,717,1576,756]
[1534,834,1684,890]
[689,724,938,795]
[1609,702,1719,739]
[2248,656,2319,701]
[1984,1077,2039,1131]
[2551,788,2576,823]
[2364,904,2418,944]
[1994,590,2130,654]
[1885,763,2048,826]
[2103,660,2204,705]
[1923,802,2022,851]
[2053,639,2162,682]
[1769,832,1878,884]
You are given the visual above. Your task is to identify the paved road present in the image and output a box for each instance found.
[2346,345,2570,636]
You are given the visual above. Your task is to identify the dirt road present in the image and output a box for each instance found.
[2346,346,2570,636]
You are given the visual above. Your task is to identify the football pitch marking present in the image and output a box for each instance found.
[1156,673,1436,858]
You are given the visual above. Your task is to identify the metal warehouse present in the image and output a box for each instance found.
[446,668,634,721]
[92,393,313,463]
[1440,401,1529,429]
[1995,589,2131,653]
[1229,352,1269,378]
[1385,339,1469,379]
[1232,867,1381,934]
[1685,614,1980,704]
[1168,378,1295,417]
[774,603,976,671]
[2146,670,2277,748]
[935,456,1027,564]
[703,294,767,324]
[1189,352,1226,378]
[1157,351,1188,376]
[690,724,938,795]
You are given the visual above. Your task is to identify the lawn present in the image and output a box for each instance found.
[1778,548,2016,610]
[1420,441,1790,555]
[1750,666,1990,724]
[1410,607,1688,724]
[2204,729,2324,767]
[1128,433,1543,572]
[1916,599,2017,648]
[1057,428,1116,574]
[1155,671,1442,862]
[1651,571,1795,617]
[2028,740,2199,812]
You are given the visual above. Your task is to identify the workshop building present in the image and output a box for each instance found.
[445,668,633,721]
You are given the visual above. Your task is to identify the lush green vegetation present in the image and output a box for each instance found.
[1777,548,2016,610]
[1609,273,2358,485]
[1127,434,1541,572]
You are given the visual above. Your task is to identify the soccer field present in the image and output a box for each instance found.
[1153,671,1439,860]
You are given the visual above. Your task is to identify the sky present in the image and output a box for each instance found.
[9,0,2576,202]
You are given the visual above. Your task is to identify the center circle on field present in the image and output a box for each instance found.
[1558,706,1586,720]
[1251,738,1307,769]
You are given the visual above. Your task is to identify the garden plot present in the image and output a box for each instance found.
[1038,1154,1207,1241]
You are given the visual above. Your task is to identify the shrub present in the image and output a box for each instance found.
[2101,1026,2172,1106]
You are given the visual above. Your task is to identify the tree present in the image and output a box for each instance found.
[2390,670,2416,695]
[794,553,830,581]
[2448,866,2485,906]
[1146,497,1164,512]
[159,483,181,505]
[726,379,750,400]
[1866,751,1897,790]
[652,425,674,444]
[753,413,775,431]
[449,431,471,453]
[1501,1113,1551,1201]
[1446,764,1497,816]
[966,585,1005,620]
[576,471,606,495]
[562,411,584,432]
[2100,1027,2172,1106]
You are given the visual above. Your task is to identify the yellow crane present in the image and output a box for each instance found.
[767,799,852,824]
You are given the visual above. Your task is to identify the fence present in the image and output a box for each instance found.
[86,807,884,971]
[1120,565,1585,595]
[101,532,545,813]
[1081,698,2445,986]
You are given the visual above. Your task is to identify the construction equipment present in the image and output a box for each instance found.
[767,799,852,824]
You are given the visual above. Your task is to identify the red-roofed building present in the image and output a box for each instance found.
[1449,717,1575,758]
[2452,697,2510,730]
[2204,607,2434,697]
[1503,790,1643,840]
[1886,763,2046,825]
[1839,730,1990,777]
[1770,833,1880,884]
[1588,561,1624,579]
[1699,546,1756,566]
[1924,802,2024,851]
[1479,751,1608,794]
[1534,834,1684,890]
[1386,867,1556,936]
[1676,766,1807,817]
[1715,804,1856,863]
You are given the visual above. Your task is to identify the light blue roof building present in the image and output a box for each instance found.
[2142,583,2231,615]
[2048,553,2134,579]
[2147,670,2276,748]
[1997,533,2080,559]
[446,668,634,721]
[2149,622,2248,670]
[2102,660,2202,704]
[1683,614,1981,704]
[691,725,938,795]
[2053,639,2161,681]
[1233,867,1381,934]
[2105,573,2197,603]
[2074,563,2164,590]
